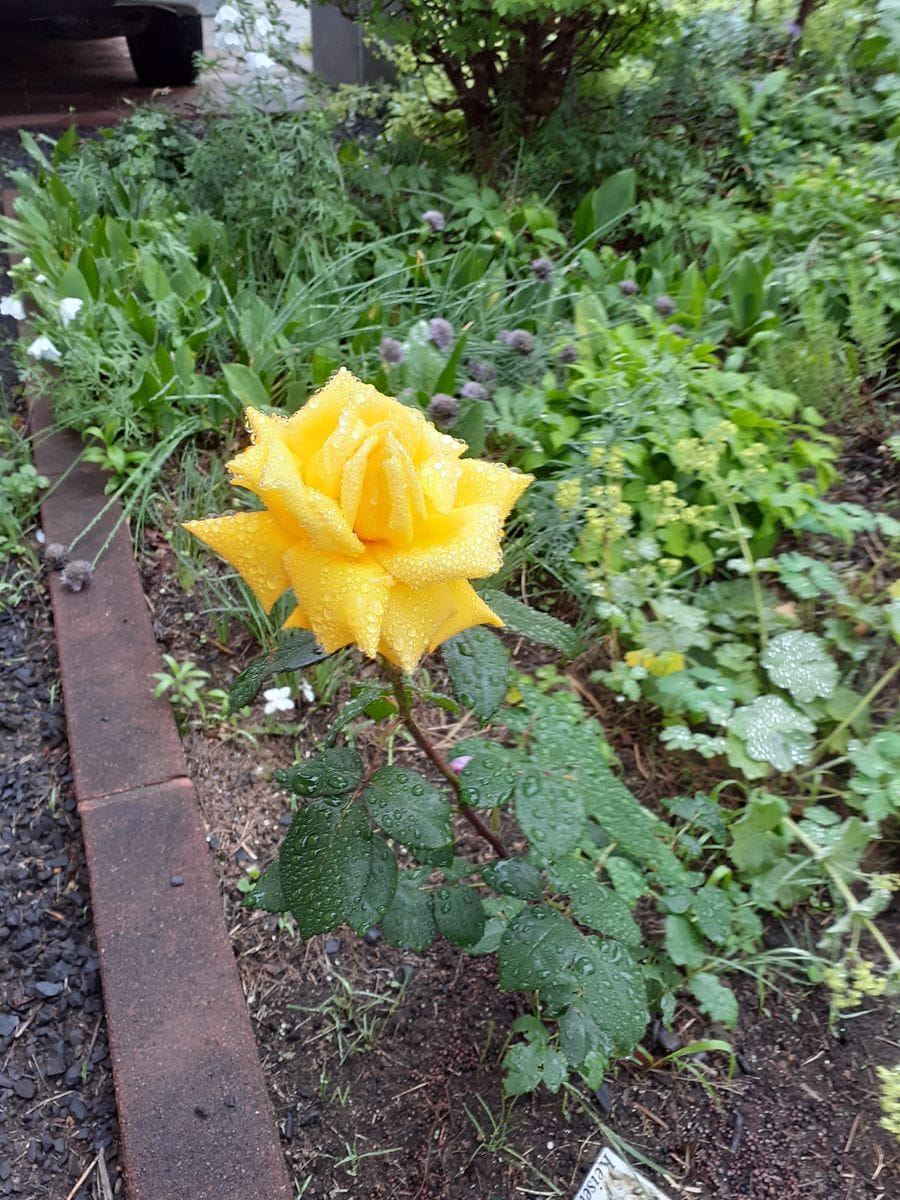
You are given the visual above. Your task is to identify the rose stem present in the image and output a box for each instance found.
[381,661,509,859]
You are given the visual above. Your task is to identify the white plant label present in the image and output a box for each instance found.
[573,1147,672,1200]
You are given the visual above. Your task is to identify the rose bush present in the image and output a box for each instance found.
[185,369,532,672]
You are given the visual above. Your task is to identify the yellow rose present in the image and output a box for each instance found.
[185,369,532,673]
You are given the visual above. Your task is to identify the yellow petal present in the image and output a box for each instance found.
[377,503,505,587]
[281,604,312,630]
[378,580,501,674]
[283,544,394,658]
[455,459,533,519]
[418,455,462,515]
[182,511,292,613]
[230,417,363,558]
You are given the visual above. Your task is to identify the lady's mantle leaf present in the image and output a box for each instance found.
[761,631,839,703]
[728,695,816,771]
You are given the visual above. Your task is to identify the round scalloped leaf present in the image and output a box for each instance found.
[728,695,816,772]
[761,631,839,703]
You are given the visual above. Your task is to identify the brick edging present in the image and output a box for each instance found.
[4,189,292,1200]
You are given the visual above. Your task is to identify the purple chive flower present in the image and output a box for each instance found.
[421,209,446,232]
[42,542,69,570]
[619,279,639,296]
[428,318,454,352]
[467,359,496,384]
[449,755,473,774]
[530,257,554,281]
[379,336,404,365]
[426,393,459,426]
[460,380,487,401]
[654,295,676,317]
[556,343,578,365]
[784,20,802,39]
[498,328,535,354]
[60,559,94,592]
[669,323,686,337]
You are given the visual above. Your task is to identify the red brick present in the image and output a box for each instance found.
[41,467,186,800]
[27,389,85,480]
[81,780,292,1200]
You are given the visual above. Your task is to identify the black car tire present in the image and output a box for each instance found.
[127,10,203,87]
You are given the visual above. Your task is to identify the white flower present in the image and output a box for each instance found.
[214,3,241,27]
[26,335,61,363]
[250,51,275,72]
[214,29,242,48]
[21,256,31,267]
[254,14,273,37]
[59,297,84,327]
[263,686,295,715]
[299,680,316,704]
[0,295,25,321]
[35,274,47,284]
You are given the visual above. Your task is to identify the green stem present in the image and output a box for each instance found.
[783,816,900,972]
[808,660,900,768]
[725,497,767,649]
[381,661,509,859]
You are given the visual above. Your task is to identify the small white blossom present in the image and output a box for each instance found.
[59,297,84,326]
[250,51,275,72]
[35,273,47,284]
[0,295,25,321]
[263,686,295,715]
[299,680,316,704]
[27,335,61,363]
[255,14,273,37]
[214,3,241,26]
[214,29,242,48]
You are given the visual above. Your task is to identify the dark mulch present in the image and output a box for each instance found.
[0,560,121,1199]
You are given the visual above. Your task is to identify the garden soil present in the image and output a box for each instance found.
[139,530,900,1200]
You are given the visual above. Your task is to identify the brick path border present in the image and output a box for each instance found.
[4,189,292,1200]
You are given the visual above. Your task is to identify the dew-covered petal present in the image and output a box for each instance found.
[182,511,292,612]
[419,455,462,515]
[283,544,394,659]
[455,458,532,519]
[230,417,363,557]
[378,580,500,673]
[281,604,312,630]
[377,503,505,586]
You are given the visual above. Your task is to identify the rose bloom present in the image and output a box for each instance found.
[185,369,532,673]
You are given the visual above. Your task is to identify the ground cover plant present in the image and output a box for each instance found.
[1,0,898,1189]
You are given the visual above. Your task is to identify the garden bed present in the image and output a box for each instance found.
[140,532,899,1200]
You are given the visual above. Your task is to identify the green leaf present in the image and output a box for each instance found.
[442,626,509,722]
[761,632,839,703]
[729,791,790,872]
[503,1040,567,1095]
[456,739,516,809]
[605,856,650,906]
[347,836,397,934]
[222,362,270,409]
[576,938,648,1056]
[469,894,527,955]
[498,905,583,997]
[691,886,732,945]
[515,768,585,860]
[664,914,705,968]
[228,630,327,712]
[245,860,286,913]
[57,262,92,304]
[365,765,452,851]
[279,800,371,937]
[478,589,581,656]
[325,682,394,747]
[549,858,642,946]
[483,858,543,900]
[591,169,637,238]
[274,748,364,798]
[381,873,437,951]
[690,972,739,1027]
[433,884,486,947]
[139,252,172,300]
[729,696,816,772]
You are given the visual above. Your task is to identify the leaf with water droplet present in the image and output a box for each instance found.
[483,858,543,900]
[515,768,585,862]
[244,859,287,913]
[381,872,437,952]
[274,748,363,799]
[455,739,517,809]
[279,799,371,937]
[497,905,583,1000]
[442,626,509,723]
[548,857,641,946]
[432,883,486,948]
[347,836,398,935]
[761,631,838,704]
[364,765,452,851]
[477,588,581,657]
[228,629,327,713]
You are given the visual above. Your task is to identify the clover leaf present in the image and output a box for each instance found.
[761,632,838,703]
[728,695,816,772]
